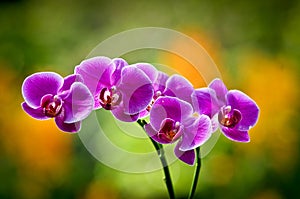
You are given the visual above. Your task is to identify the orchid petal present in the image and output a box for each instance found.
[55,108,81,133]
[153,72,169,93]
[209,78,228,104]
[180,115,212,151]
[21,102,48,120]
[74,56,115,109]
[22,72,63,108]
[150,96,193,131]
[221,127,250,142]
[192,88,220,117]
[63,82,94,123]
[226,90,259,131]
[211,113,219,133]
[138,109,150,118]
[58,74,83,95]
[111,104,139,122]
[118,66,153,115]
[174,140,195,165]
[111,58,128,85]
[164,74,194,104]
[134,63,158,83]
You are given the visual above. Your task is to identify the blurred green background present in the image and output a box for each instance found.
[1,0,299,198]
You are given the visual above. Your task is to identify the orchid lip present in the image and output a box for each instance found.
[99,86,121,110]
[218,105,242,128]
[158,118,182,143]
[155,90,162,99]
[146,91,164,112]
[41,94,63,117]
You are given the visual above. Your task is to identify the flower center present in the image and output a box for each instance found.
[41,95,63,117]
[146,91,162,111]
[158,118,181,142]
[99,86,120,110]
[218,105,242,128]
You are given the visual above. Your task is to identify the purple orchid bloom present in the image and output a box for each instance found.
[141,73,194,117]
[74,56,155,122]
[21,72,94,133]
[138,71,169,117]
[192,78,259,142]
[163,74,194,105]
[145,96,212,165]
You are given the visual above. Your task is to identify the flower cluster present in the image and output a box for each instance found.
[21,56,259,165]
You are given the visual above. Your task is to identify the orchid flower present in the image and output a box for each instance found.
[141,73,195,116]
[145,96,212,165]
[192,78,259,142]
[75,56,155,122]
[21,72,94,132]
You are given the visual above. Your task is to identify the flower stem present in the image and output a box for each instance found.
[137,119,175,199]
[188,147,201,199]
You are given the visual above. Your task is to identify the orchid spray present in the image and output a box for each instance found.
[21,56,259,198]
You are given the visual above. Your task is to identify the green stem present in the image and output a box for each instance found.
[188,147,201,199]
[137,119,175,199]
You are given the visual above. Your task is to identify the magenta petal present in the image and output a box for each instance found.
[118,66,154,115]
[58,74,83,95]
[150,96,193,131]
[164,75,194,105]
[138,109,149,118]
[127,84,153,115]
[153,72,169,93]
[180,115,212,151]
[192,88,220,117]
[134,63,158,83]
[113,58,128,68]
[221,127,250,142]
[211,114,219,133]
[62,82,94,123]
[111,104,139,122]
[174,140,195,165]
[111,58,128,85]
[144,123,157,137]
[226,90,259,131]
[22,72,63,108]
[74,56,115,109]
[144,124,170,144]
[21,102,48,120]
[209,78,228,104]
[55,109,81,133]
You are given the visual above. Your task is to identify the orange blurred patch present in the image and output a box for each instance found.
[0,65,73,198]
[251,189,283,199]
[234,52,299,174]
[159,28,222,88]
[8,110,72,177]
[83,181,118,199]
